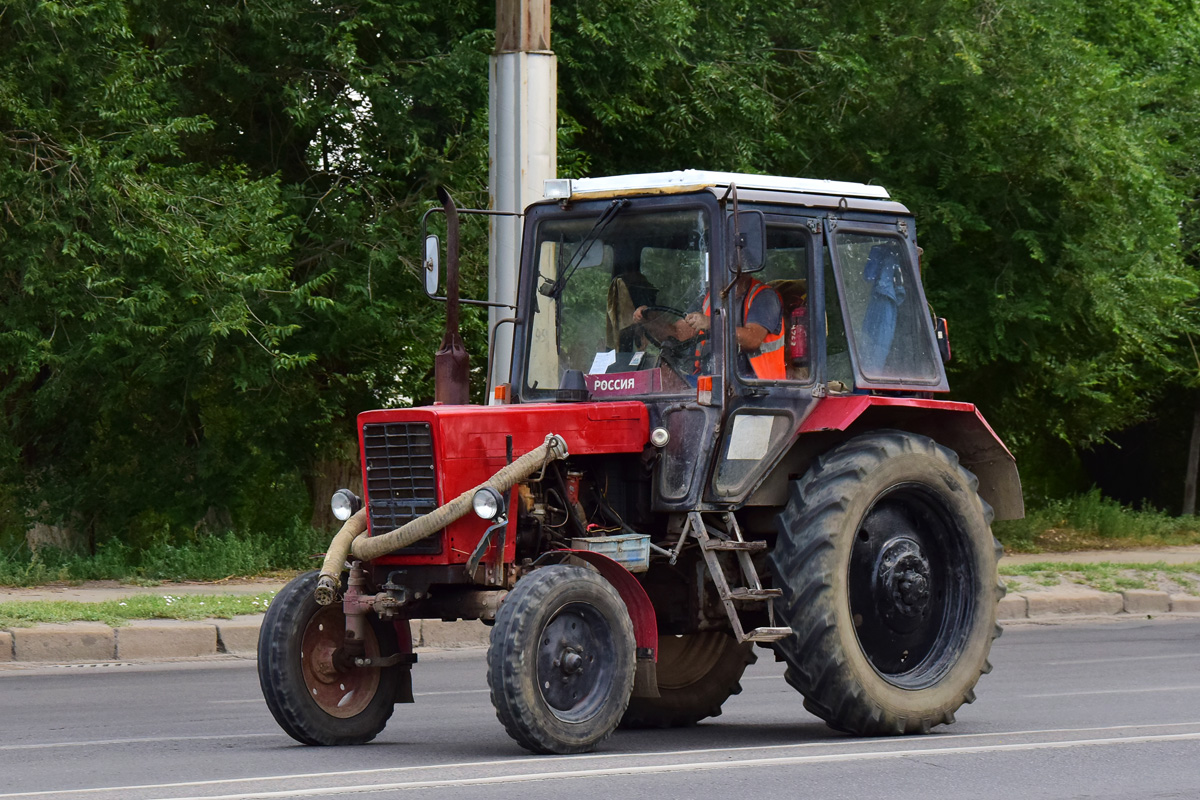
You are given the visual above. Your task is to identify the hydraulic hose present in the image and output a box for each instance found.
[314,433,570,605]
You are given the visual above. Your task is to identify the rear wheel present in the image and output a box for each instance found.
[258,571,399,745]
[488,565,635,754]
[769,431,1004,735]
[621,632,755,728]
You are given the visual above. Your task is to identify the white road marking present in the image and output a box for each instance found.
[3,722,1200,799]
[1046,653,1200,666]
[1025,685,1200,698]
[0,733,279,752]
[137,732,1200,799]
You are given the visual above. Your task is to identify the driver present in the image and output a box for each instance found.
[634,273,785,380]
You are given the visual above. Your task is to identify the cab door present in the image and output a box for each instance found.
[706,217,825,505]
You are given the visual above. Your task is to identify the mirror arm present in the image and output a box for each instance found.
[419,205,523,302]
[722,182,741,300]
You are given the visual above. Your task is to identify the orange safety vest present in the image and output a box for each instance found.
[696,279,786,380]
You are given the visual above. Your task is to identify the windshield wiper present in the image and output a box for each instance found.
[539,199,629,299]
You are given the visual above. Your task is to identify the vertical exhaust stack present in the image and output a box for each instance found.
[435,187,470,405]
[489,0,557,397]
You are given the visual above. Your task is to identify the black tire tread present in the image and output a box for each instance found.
[487,565,635,754]
[769,430,1005,736]
[257,571,397,746]
[620,633,757,729]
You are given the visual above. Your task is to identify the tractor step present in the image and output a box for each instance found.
[743,627,793,643]
[682,511,785,646]
[727,588,783,601]
[702,539,767,552]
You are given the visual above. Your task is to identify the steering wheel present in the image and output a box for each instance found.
[638,304,688,320]
[633,305,701,377]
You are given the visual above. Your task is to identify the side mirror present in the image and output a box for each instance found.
[424,234,440,297]
[727,210,765,273]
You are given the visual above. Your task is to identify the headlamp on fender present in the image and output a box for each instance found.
[330,489,363,522]
[472,486,505,520]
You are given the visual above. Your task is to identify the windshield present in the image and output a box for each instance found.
[525,206,710,398]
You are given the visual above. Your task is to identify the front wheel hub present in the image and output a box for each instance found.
[875,537,932,630]
[560,648,584,675]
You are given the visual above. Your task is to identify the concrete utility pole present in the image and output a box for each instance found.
[489,0,556,394]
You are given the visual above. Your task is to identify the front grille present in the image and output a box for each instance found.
[362,421,442,555]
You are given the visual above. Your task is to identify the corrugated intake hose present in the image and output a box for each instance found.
[314,433,570,605]
[314,508,369,604]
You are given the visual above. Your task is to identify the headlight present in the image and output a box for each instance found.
[331,489,362,522]
[472,487,504,520]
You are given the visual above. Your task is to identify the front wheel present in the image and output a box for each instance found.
[258,571,399,745]
[769,430,1004,735]
[488,564,635,754]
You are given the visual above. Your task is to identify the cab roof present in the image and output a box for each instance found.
[544,170,891,201]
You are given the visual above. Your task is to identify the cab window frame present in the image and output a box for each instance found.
[513,194,720,403]
[733,218,819,389]
[825,220,948,391]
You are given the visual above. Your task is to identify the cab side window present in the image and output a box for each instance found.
[739,225,812,383]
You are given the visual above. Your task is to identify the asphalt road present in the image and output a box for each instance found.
[2,619,1200,800]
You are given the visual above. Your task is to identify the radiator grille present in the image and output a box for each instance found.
[362,421,442,555]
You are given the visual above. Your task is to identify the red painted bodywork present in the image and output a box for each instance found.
[799,395,1014,460]
[357,402,650,566]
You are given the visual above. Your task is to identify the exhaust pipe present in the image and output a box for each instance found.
[434,186,469,405]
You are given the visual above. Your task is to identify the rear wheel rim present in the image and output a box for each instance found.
[847,483,974,689]
[655,633,730,690]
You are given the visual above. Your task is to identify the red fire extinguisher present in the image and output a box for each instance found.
[788,305,808,367]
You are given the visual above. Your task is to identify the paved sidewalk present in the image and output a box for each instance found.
[0,577,286,604]
[1,547,1198,664]
[1001,545,1200,566]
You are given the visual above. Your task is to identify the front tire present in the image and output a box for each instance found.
[769,431,1004,735]
[488,564,636,754]
[258,571,399,745]
[621,632,755,728]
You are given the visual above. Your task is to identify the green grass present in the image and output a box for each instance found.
[3,489,1199,586]
[999,560,1200,595]
[0,523,329,587]
[994,489,1200,553]
[0,592,277,628]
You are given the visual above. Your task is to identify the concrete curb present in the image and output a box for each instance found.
[0,616,496,664]
[999,588,1197,621]
[2,588,1199,664]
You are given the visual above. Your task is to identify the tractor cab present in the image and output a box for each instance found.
[508,171,949,511]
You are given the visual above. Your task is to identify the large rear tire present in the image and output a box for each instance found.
[769,430,1004,735]
[258,571,399,745]
[621,632,755,728]
[487,564,635,754]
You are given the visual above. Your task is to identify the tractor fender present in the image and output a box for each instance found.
[795,396,1024,521]
[557,549,660,699]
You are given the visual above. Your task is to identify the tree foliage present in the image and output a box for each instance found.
[0,0,494,544]
[556,0,1200,494]
[1,0,1197,544]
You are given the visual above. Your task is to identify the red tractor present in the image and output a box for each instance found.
[257,171,1022,754]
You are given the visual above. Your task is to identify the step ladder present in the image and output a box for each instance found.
[672,511,792,644]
